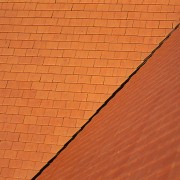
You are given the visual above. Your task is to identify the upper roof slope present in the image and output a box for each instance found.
[36,25,180,179]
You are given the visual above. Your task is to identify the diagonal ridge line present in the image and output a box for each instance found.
[32,23,180,180]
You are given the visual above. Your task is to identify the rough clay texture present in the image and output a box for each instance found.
[0,0,179,179]
[37,26,180,180]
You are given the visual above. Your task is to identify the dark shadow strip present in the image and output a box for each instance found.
[32,23,179,180]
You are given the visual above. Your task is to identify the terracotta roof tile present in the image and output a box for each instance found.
[0,0,180,179]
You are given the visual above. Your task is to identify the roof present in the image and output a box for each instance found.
[35,25,180,179]
[0,1,180,179]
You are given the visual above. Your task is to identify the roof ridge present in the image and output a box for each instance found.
[32,23,180,180]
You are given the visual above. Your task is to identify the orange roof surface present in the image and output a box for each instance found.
[36,25,180,179]
[0,0,180,179]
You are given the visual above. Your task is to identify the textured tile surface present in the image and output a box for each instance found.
[0,0,179,179]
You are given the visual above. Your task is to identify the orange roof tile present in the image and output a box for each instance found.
[0,0,180,179]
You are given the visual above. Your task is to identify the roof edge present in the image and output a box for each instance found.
[32,23,180,180]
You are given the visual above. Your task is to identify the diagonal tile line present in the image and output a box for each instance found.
[32,23,180,180]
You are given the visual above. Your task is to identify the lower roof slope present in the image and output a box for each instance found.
[36,25,180,179]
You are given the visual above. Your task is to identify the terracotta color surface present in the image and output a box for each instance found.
[0,0,180,179]
[35,26,180,179]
